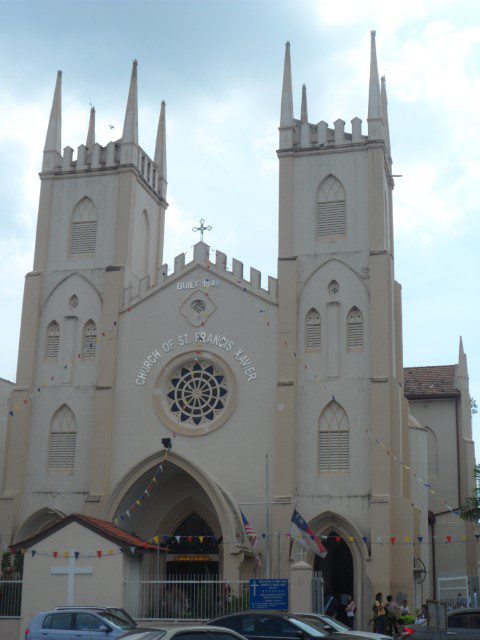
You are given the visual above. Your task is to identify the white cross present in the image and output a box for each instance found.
[50,551,93,605]
[251,580,259,596]
[297,546,307,561]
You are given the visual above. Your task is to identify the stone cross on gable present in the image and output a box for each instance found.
[192,218,212,242]
[50,551,93,605]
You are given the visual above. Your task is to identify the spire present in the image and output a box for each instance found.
[300,84,308,123]
[458,336,468,378]
[86,106,95,149]
[280,41,293,127]
[154,100,167,197]
[367,30,382,139]
[381,76,391,163]
[44,70,62,153]
[122,59,138,144]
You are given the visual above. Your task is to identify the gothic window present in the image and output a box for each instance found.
[315,175,346,238]
[69,294,79,309]
[82,320,97,359]
[45,321,60,360]
[48,405,76,472]
[318,401,349,472]
[305,308,321,351]
[347,306,364,351]
[70,197,97,255]
[328,280,339,297]
[426,427,439,478]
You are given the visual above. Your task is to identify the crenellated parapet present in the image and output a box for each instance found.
[292,115,366,149]
[122,241,278,309]
[41,61,167,201]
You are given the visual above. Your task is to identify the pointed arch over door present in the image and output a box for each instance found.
[315,174,346,238]
[318,401,349,472]
[70,197,97,254]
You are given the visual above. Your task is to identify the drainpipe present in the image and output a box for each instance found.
[429,511,437,599]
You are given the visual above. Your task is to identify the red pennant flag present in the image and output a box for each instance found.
[23,399,28,405]
[335,536,341,543]
[53,551,58,558]
[390,537,396,545]
[97,550,102,558]
[446,536,452,543]
[187,536,193,543]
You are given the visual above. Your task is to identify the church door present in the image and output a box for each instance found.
[166,513,219,576]
[314,531,354,624]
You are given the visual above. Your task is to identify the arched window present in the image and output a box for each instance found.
[305,308,321,351]
[347,306,364,351]
[315,175,346,238]
[426,427,439,478]
[82,320,97,359]
[70,197,97,254]
[318,401,349,472]
[49,405,76,472]
[45,321,60,360]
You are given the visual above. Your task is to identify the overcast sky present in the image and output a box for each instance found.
[0,0,478,440]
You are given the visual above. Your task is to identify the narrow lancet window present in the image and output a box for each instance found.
[46,321,60,360]
[49,405,76,472]
[315,175,346,238]
[318,401,349,472]
[70,197,97,254]
[347,306,364,351]
[82,320,97,359]
[305,308,321,351]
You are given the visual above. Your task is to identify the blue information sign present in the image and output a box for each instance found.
[249,579,289,611]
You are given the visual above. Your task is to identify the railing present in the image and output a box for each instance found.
[124,575,250,621]
[312,571,324,613]
[0,575,22,618]
[438,573,479,610]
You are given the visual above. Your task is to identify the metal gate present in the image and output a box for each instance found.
[438,576,469,609]
[312,572,324,613]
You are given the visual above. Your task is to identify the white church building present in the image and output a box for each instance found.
[0,32,477,624]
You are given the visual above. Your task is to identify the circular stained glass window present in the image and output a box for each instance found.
[166,359,229,427]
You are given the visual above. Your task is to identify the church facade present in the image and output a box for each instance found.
[0,33,477,621]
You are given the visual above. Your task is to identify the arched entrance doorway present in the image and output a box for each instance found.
[314,531,354,623]
[166,513,219,576]
[104,451,244,578]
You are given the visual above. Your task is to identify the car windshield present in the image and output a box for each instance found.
[99,612,136,630]
[107,608,137,626]
[297,615,350,632]
[287,617,326,637]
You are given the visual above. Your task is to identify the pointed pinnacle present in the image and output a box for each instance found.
[368,30,381,121]
[301,84,308,123]
[86,106,95,148]
[154,100,167,180]
[44,70,62,153]
[381,75,391,160]
[280,41,294,127]
[122,59,138,144]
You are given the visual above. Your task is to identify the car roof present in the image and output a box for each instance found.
[211,612,289,618]
[449,608,480,614]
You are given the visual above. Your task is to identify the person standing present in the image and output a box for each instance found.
[385,595,400,636]
[345,595,356,630]
[400,599,410,617]
[324,591,338,619]
[374,592,386,633]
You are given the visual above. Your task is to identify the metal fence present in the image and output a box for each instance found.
[438,572,479,610]
[124,575,250,621]
[312,572,324,614]
[0,575,22,618]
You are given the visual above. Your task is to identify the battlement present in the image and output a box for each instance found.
[293,116,366,149]
[122,241,278,309]
[56,142,162,197]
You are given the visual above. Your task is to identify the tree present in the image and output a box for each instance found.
[471,397,478,415]
[459,464,480,523]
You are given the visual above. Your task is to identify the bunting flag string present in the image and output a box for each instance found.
[11,531,480,558]
[113,454,167,525]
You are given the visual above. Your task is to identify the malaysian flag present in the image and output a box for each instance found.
[241,510,261,564]
[289,508,327,558]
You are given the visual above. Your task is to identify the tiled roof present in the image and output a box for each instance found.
[404,365,459,399]
[15,513,163,551]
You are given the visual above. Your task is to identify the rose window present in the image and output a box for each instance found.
[166,360,229,426]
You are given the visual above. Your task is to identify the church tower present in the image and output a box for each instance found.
[274,33,416,605]
[1,62,168,535]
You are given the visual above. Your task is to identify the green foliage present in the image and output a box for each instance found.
[459,464,480,523]
[472,398,478,415]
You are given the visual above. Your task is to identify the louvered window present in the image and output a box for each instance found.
[306,308,321,351]
[82,320,97,359]
[46,321,60,360]
[49,405,76,472]
[70,197,97,255]
[347,306,364,351]
[318,400,349,472]
[315,175,346,239]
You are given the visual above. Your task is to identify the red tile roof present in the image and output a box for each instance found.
[15,513,164,551]
[403,365,459,399]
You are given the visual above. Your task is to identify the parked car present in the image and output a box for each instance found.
[119,625,250,640]
[294,612,392,640]
[25,607,138,638]
[402,607,480,638]
[208,612,388,640]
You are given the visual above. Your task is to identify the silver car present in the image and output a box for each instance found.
[294,612,392,640]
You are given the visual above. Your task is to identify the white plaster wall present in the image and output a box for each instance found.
[21,521,130,636]
[0,377,14,499]
[111,265,277,543]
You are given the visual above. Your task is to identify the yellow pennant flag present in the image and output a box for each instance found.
[199,536,204,544]
[348,536,354,543]
[108,549,114,555]
[63,551,69,558]
[153,536,159,545]
[404,537,411,543]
